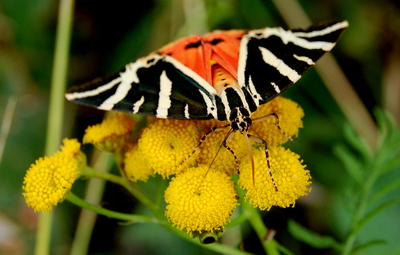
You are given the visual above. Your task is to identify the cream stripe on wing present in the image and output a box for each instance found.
[293,54,315,65]
[184,104,190,119]
[259,47,301,83]
[132,95,145,114]
[293,21,349,38]
[156,71,173,118]
[65,77,121,101]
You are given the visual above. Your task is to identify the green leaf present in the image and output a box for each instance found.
[351,197,400,236]
[351,239,387,254]
[374,109,390,144]
[342,122,372,160]
[369,179,400,204]
[288,220,342,251]
[382,157,400,175]
[333,143,364,184]
[372,109,400,176]
[374,109,400,152]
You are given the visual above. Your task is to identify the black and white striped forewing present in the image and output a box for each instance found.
[66,54,223,120]
[66,21,348,121]
[238,20,348,105]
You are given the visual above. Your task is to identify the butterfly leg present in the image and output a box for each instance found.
[180,124,229,165]
[247,134,278,191]
[253,113,293,143]
[221,130,240,173]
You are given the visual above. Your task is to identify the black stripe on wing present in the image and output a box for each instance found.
[293,20,349,42]
[239,20,348,105]
[66,54,222,120]
[115,57,219,119]
[66,72,122,107]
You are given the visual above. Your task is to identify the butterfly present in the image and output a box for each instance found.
[66,20,348,187]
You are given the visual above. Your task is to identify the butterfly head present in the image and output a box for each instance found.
[229,107,252,133]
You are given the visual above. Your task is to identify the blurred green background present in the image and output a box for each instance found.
[0,0,399,254]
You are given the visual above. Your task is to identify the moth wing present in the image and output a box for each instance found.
[238,20,349,105]
[159,30,245,84]
[65,54,221,120]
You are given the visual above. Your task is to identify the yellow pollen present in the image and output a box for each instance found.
[165,165,238,233]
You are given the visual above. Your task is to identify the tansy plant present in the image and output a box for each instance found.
[22,97,310,249]
[20,1,400,254]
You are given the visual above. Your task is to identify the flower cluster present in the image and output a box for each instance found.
[164,165,238,233]
[127,96,310,233]
[22,96,311,236]
[138,119,199,177]
[22,139,83,212]
[83,112,136,152]
[22,112,136,213]
[238,146,311,210]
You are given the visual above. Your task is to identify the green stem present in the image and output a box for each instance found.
[237,185,280,255]
[45,0,74,154]
[34,212,53,255]
[341,158,382,255]
[341,185,369,255]
[36,0,74,254]
[66,192,251,255]
[242,201,280,255]
[155,177,168,206]
[77,168,251,254]
[0,97,17,164]
[81,166,161,215]
[225,211,250,229]
[70,152,112,255]
[67,192,155,223]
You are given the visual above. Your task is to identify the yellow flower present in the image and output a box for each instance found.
[124,144,154,182]
[60,137,81,155]
[138,119,200,177]
[165,165,238,233]
[238,146,311,210]
[83,112,136,152]
[135,96,308,222]
[198,129,248,175]
[22,139,82,212]
[251,97,304,145]
[60,138,86,168]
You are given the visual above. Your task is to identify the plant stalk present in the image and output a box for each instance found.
[36,0,75,254]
